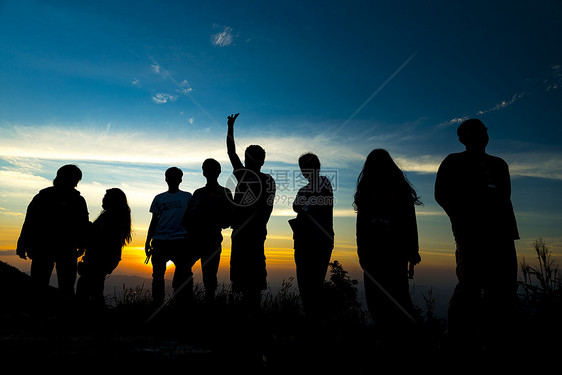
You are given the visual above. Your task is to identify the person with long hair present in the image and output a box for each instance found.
[354,149,422,340]
[76,188,132,308]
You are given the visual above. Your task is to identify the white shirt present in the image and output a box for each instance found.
[149,190,192,240]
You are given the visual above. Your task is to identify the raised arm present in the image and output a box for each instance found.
[226,113,243,170]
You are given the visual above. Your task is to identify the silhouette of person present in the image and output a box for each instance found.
[290,153,334,317]
[354,149,422,340]
[145,167,192,306]
[183,158,233,302]
[16,164,90,305]
[226,113,276,310]
[76,188,132,309]
[435,119,519,351]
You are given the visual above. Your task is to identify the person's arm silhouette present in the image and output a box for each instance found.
[434,156,456,219]
[226,113,243,170]
[16,194,41,259]
[144,213,159,263]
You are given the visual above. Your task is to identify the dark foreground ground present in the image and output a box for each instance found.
[1,260,560,373]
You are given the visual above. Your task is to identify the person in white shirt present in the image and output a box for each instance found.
[145,167,192,306]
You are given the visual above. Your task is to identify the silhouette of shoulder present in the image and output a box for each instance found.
[441,151,507,166]
[31,186,87,214]
[154,190,192,199]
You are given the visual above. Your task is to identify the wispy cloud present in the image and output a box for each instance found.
[476,92,526,116]
[545,64,562,91]
[0,123,405,173]
[178,79,193,94]
[147,55,220,127]
[0,206,25,218]
[0,170,51,202]
[152,93,177,104]
[436,92,526,129]
[211,26,235,47]
[438,64,560,129]
[505,152,562,180]
[0,125,223,167]
[2,122,560,193]
[435,116,469,129]
[394,155,442,174]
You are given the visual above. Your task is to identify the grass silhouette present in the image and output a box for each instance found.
[1,248,561,371]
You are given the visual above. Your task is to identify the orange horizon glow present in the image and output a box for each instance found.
[0,241,458,287]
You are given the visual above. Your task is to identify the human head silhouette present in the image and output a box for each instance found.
[244,145,266,171]
[101,187,132,246]
[298,153,321,182]
[354,148,421,209]
[165,167,183,189]
[102,188,129,211]
[53,164,82,188]
[457,119,489,153]
[202,158,221,181]
[363,149,400,176]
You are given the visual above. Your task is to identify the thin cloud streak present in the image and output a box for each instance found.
[2,124,560,180]
[436,92,526,129]
[476,92,527,116]
[507,152,562,180]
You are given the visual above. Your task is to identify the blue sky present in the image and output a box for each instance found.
[1,1,562,288]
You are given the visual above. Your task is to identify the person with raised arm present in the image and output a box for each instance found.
[226,113,276,311]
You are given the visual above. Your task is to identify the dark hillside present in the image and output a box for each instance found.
[0,260,58,313]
